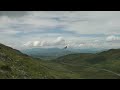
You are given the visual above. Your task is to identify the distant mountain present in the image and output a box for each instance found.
[67,48,106,53]
[21,48,73,59]
[21,47,105,60]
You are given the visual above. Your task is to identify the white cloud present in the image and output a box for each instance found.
[22,35,120,50]
[23,37,66,48]
[79,44,85,47]
[53,37,66,45]
[33,41,40,46]
[106,35,120,42]
[23,41,33,47]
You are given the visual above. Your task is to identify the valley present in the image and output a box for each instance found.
[1,43,120,79]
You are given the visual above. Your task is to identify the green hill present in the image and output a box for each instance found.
[0,43,57,79]
[0,43,83,79]
[53,50,120,79]
[1,43,120,79]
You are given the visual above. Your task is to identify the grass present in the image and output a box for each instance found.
[1,43,120,79]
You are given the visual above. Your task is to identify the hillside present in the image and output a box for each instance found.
[0,43,58,79]
[53,49,120,79]
[0,43,86,79]
[1,43,120,79]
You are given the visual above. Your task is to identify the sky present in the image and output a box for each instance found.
[0,11,120,50]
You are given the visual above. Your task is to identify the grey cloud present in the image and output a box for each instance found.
[1,11,120,50]
[0,11,28,17]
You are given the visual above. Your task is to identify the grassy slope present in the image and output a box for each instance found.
[1,43,120,79]
[53,50,120,79]
[0,44,57,79]
[0,44,82,79]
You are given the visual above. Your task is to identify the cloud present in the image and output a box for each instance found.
[23,37,66,48]
[106,35,120,42]
[1,11,120,50]
[1,11,120,35]
[61,12,120,35]
[53,37,66,45]
[23,36,105,49]
[0,11,28,17]
[33,41,40,46]
[23,41,33,47]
